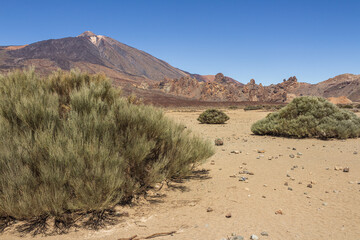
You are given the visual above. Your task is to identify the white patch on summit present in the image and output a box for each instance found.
[89,35,104,46]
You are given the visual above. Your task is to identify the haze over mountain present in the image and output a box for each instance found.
[0,31,359,105]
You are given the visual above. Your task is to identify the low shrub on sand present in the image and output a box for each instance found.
[197,109,229,124]
[251,96,360,139]
[0,69,214,225]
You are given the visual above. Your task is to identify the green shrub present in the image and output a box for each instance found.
[244,105,263,111]
[0,69,214,222]
[228,106,239,110]
[356,104,360,109]
[197,109,229,124]
[251,96,360,139]
[338,104,353,109]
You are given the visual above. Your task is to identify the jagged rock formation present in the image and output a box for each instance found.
[151,73,297,102]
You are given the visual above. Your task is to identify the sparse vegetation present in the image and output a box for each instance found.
[197,109,229,124]
[0,69,214,227]
[244,105,263,111]
[251,96,360,139]
[244,104,284,111]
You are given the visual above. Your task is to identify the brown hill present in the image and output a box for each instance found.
[290,74,360,102]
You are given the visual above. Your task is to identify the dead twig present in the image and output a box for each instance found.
[119,231,176,240]
[118,235,138,240]
[144,231,176,239]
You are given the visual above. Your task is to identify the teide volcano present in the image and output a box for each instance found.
[0,31,188,81]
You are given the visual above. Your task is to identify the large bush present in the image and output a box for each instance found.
[197,109,229,124]
[251,96,360,139]
[0,69,214,222]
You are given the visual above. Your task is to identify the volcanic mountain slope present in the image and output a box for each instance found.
[0,31,188,82]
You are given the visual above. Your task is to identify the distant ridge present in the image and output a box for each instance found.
[0,32,359,104]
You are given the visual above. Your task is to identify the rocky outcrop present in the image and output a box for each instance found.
[150,74,299,102]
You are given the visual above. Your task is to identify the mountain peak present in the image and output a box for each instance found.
[78,31,97,37]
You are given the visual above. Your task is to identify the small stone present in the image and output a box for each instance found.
[225,213,232,218]
[206,207,213,212]
[257,149,265,153]
[298,181,302,184]
[222,149,226,151]
[268,156,273,160]
[334,166,342,171]
[291,168,294,170]
[284,182,288,186]
[288,187,293,191]
[275,209,283,215]
[215,138,224,146]
[343,167,349,173]
[261,231,269,236]
[263,184,268,187]
[230,236,244,240]
[231,150,240,154]
[354,151,358,155]
[286,174,291,177]
[239,177,247,181]
[297,152,302,156]
[210,161,215,165]
[250,234,259,240]
[322,202,328,206]
[290,177,295,181]
[262,195,266,198]
[307,184,313,188]
[292,147,297,150]
[289,154,295,158]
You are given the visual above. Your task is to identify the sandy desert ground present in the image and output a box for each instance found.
[2,109,360,240]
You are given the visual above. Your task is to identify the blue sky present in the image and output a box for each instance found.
[1,0,359,85]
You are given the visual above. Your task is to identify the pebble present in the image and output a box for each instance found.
[292,147,297,150]
[239,177,247,181]
[275,209,283,215]
[307,184,313,188]
[257,149,265,153]
[225,213,232,218]
[288,187,293,191]
[231,150,241,154]
[289,154,295,158]
[250,234,259,240]
[263,184,268,187]
[207,207,213,212]
[284,182,288,186]
[297,152,302,156]
[286,174,291,177]
[230,236,244,240]
[262,195,266,198]
[322,202,328,206]
[261,231,269,236]
[354,151,358,155]
[343,167,349,173]
[268,156,273,160]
